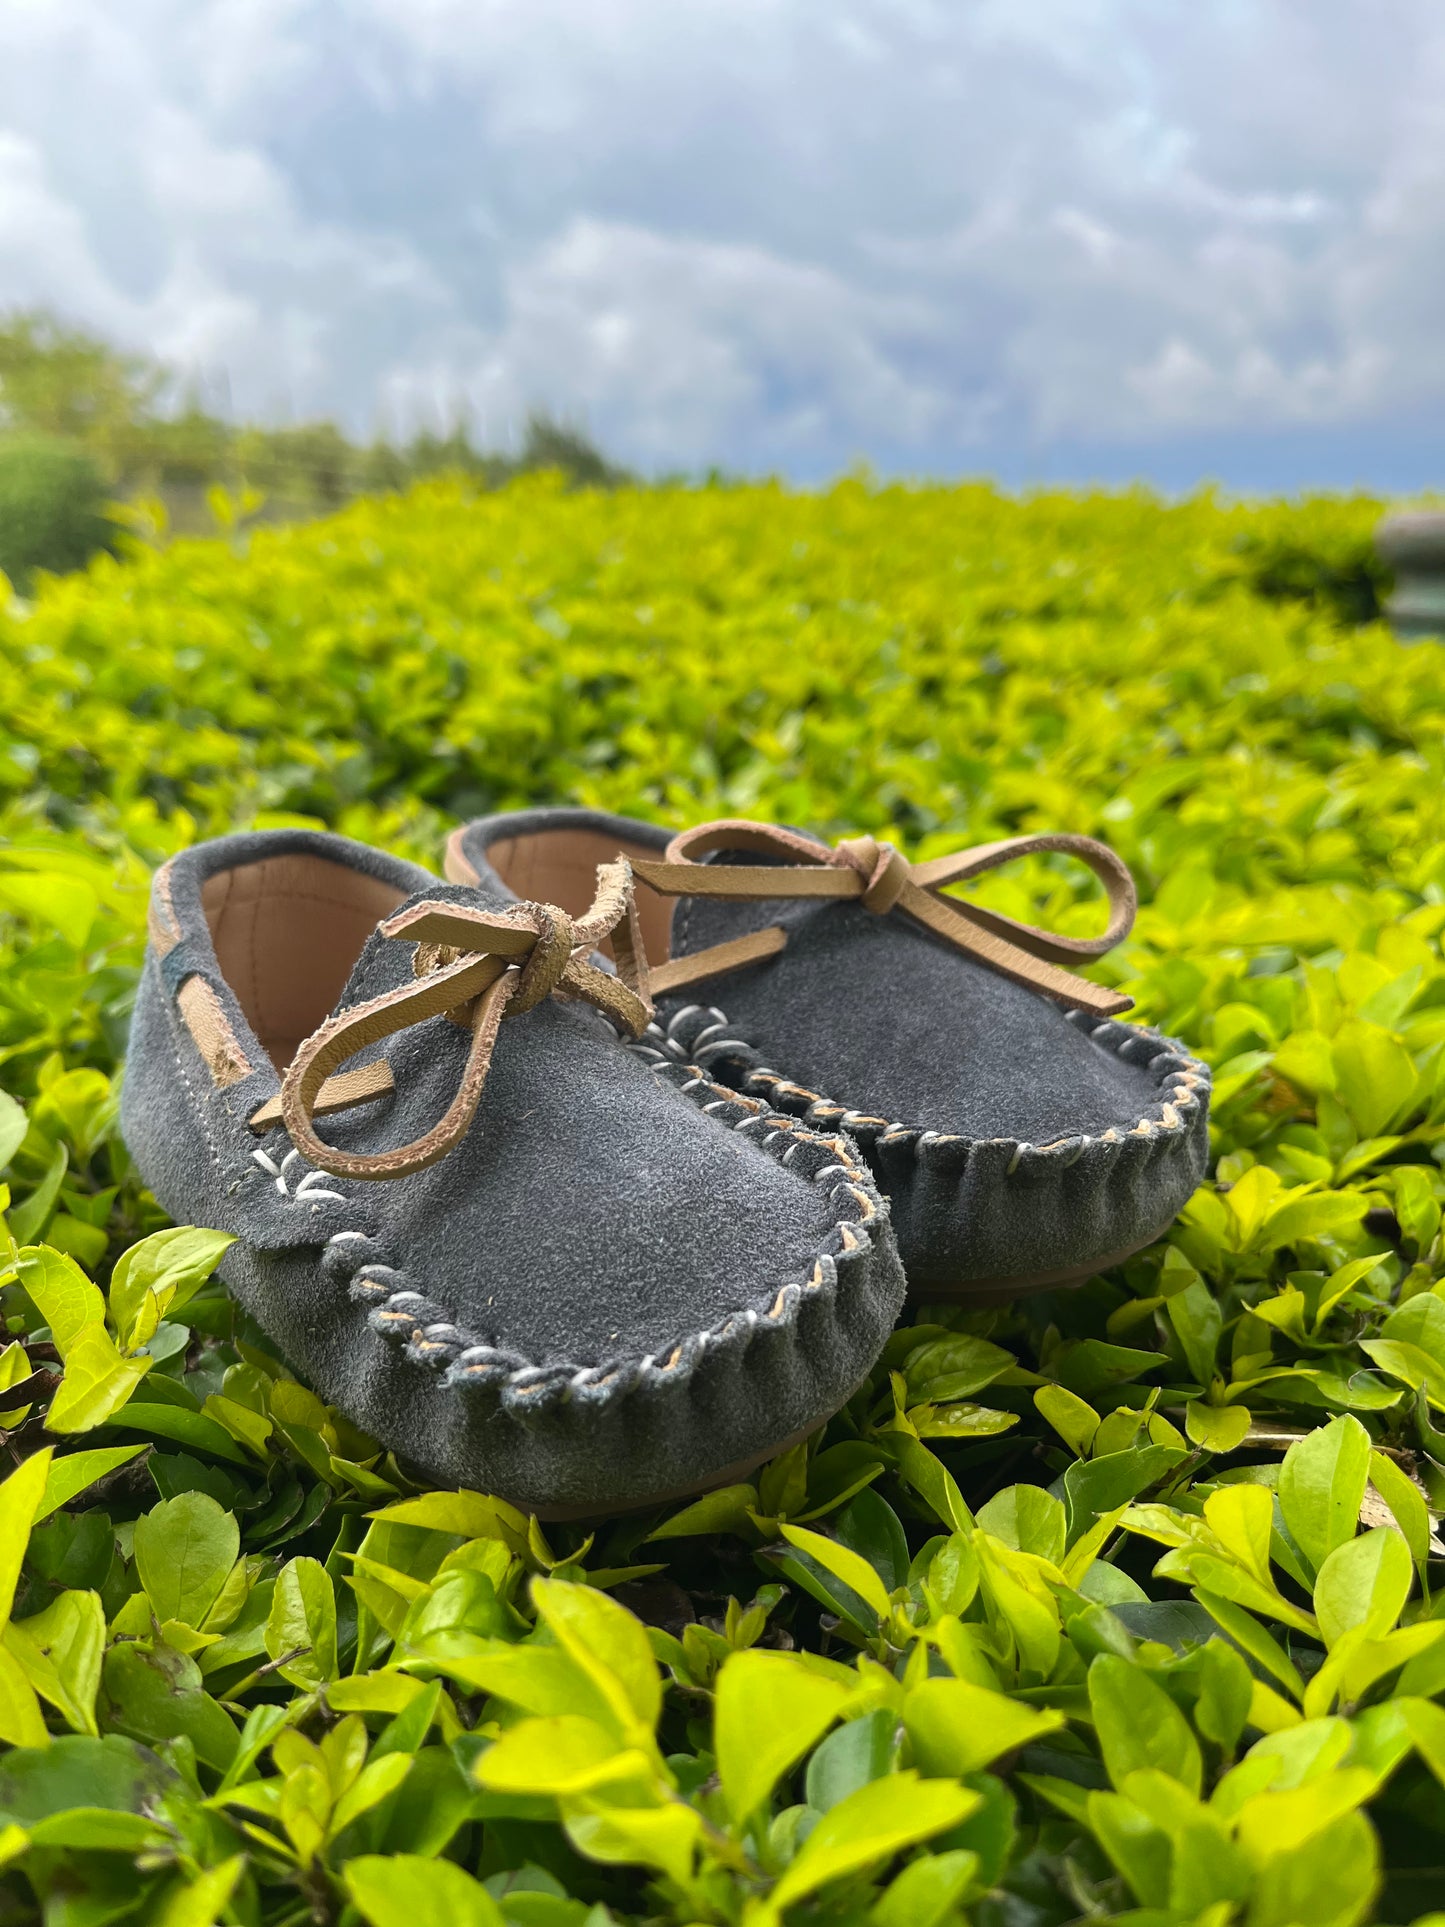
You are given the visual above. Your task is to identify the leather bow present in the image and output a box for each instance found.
[632,820,1136,1017]
[250,860,651,1180]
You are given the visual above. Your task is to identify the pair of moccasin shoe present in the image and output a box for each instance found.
[121,811,1211,1516]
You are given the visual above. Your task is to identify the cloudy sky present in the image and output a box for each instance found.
[2,0,1442,488]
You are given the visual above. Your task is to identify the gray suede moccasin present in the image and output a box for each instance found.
[120,829,905,1513]
[447,810,1211,1301]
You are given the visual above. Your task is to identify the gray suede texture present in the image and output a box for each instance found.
[457,810,1213,1294]
[120,829,905,1512]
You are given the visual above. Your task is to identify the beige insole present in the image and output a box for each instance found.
[202,855,407,1069]
[484,828,675,963]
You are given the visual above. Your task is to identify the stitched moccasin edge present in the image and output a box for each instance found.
[648,1000,1211,1165]
[299,1061,898,1421]
[640,1000,1213,1288]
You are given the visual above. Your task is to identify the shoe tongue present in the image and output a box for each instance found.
[331,880,514,1016]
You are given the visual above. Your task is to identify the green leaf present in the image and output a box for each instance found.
[265,1556,337,1688]
[36,1444,146,1522]
[974,1535,1061,1677]
[6,1589,104,1735]
[1380,1290,1445,1365]
[0,1642,49,1748]
[1359,1337,1445,1410]
[133,1492,240,1629]
[1203,1482,1275,1587]
[714,1648,851,1822]
[530,1576,660,1741]
[1063,1446,1188,1541]
[1088,1654,1203,1795]
[644,1482,759,1542]
[901,1334,1018,1401]
[886,1434,974,1533]
[100,1643,238,1772]
[1314,1527,1413,1648]
[472,1715,640,1796]
[1191,1640,1254,1754]
[0,1732,174,1822]
[1273,1030,1336,1100]
[0,1448,52,1626]
[1034,1384,1099,1457]
[1164,1268,1222,1384]
[0,873,97,947]
[769,1770,979,1911]
[1332,1023,1419,1137]
[13,1247,103,1358]
[1278,1414,1372,1577]
[153,1856,245,1927]
[0,1092,26,1170]
[779,1522,892,1619]
[25,1809,161,1850]
[1263,1189,1368,1249]
[330,1750,412,1834]
[367,1488,529,1553]
[1185,1402,1251,1453]
[44,1325,150,1434]
[366,1747,473,1860]
[903,1677,1065,1775]
[1085,1789,1172,1908]
[833,1488,909,1592]
[566,1804,703,1886]
[108,1227,234,1351]
[6,1144,67,1246]
[804,1707,898,1812]
[872,1850,980,1927]
[1192,1591,1305,1702]
[907,1401,1018,1439]
[1050,1339,1166,1398]
[1247,1806,1381,1927]
[1367,1450,1432,1585]
[345,1855,505,1927]
[97,1404,249,1463]
[977,1486,1065,1564]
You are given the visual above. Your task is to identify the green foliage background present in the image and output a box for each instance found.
[0,310,626,586]
[0,435,115,595]
[1,475,1444,1926]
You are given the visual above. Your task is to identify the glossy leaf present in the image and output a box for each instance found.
[715,1649,851,1821]
[133,1492,240,1629]
[769,1770,979,1910]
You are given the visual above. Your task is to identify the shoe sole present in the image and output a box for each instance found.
[531,1412,835,1522]
[541,1243,1156,1515]
[908,1232,1153,1307]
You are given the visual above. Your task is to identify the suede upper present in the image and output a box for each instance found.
[121,828,906,1510]
[451,809,1213,1293]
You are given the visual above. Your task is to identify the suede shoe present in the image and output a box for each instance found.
[448,809,1211,1300]
[120,829,905,1513]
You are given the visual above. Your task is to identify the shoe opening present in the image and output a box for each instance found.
[201,854,407,1069]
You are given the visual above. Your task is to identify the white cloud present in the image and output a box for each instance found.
[0,0,1442,477]
[397,219,961,464]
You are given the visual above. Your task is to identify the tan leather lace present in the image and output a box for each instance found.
[633,820,1136,1018]
[248,860,651,1180]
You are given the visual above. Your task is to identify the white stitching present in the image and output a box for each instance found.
[323,1049,890,1413]
[671,992,1210,1171]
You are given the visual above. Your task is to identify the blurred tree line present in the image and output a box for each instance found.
[0,310,626,591]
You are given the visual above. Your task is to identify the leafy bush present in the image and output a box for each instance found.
[0,309,627,534]
[1228,495,1395,626]
[3,475,1445,1925]
[0,434,114,594]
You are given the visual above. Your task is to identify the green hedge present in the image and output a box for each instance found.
[0,433,114,594]
[2,476,1444,1926]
